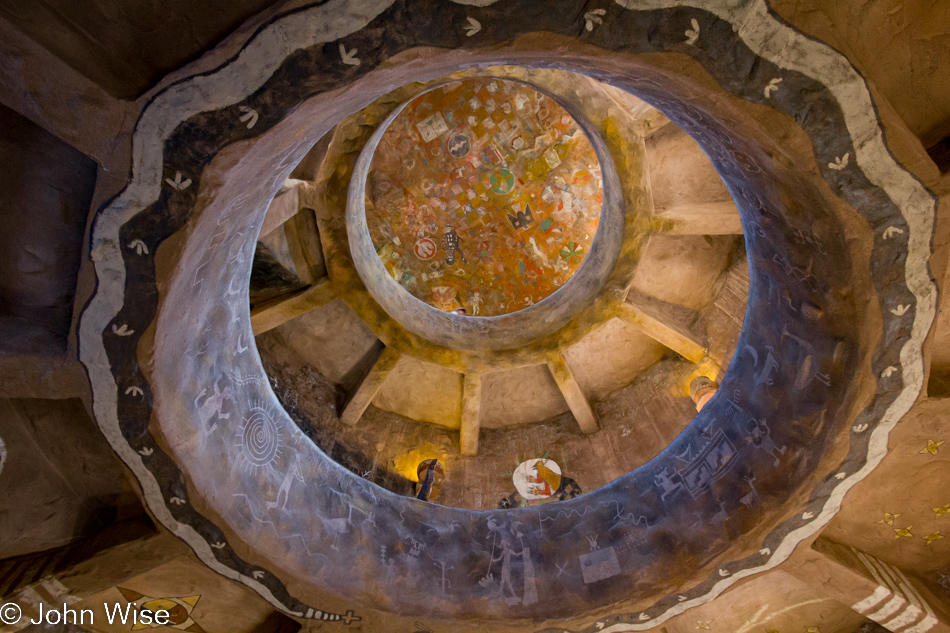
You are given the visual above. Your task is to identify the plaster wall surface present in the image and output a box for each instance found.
[0,0,278,99]
[646,122,733,210]
[263,299,378,386]
[0,103,96,354]
[0,399,137,558]
[562,317,667,401]
[771,0,950,150]
[629,234,737,311]
[480,364,569,429]
[374,355,463,428]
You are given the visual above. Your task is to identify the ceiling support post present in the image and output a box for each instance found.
[460,373,481,456]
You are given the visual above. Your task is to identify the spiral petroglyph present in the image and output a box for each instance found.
[238,404,282,471]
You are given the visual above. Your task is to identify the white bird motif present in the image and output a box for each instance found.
[883,226,904,239]
[128,239,149,255]
[881,366,898,378]
[685,18,700,45]
[828,153,850,171]
[852,423,869,433]
[211,542,226,549]
[165,171,192,191]
[585,9,606,32]
[339,43,360,66]
[638,613,650,621]
[759,547,771,556]
[802,511,815,520]
[464,16,482,37]
[239,106,259,129]
[125,386,144,397]
[678,595,688,602]
[138,447,153,457]
[596,623,605,630]
[718,568,730,577]
[112,323,134,336]
[764,77,783,98]
[252,571,265,580]
[891,304,911,316]
[835,472,846,480]
[170,497,186,505]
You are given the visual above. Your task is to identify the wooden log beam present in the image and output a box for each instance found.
[786,538,950,633]
[618,295,706,363]
[250,278,335,335]
[655,201,744,235]
[259,184,300,237]
[547,354,599,434]
[460,373,482,456]
[0,15,133,165]
[339,346,401,427]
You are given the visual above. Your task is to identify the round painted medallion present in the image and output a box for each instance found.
[364,78,603,317]
[513,458,562,500]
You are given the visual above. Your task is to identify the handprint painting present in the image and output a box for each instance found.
[364,78,603,316]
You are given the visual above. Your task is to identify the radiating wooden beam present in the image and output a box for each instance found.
[0,15,133,164]
[281,208,324,284]
[260,184,300,237]
[460,373,482,455]
[547,354,599,434]
[655,201,743,235]
[786,538,950,633]
[339,346,401,426]
[618,296,706,363]
[250,278,335,335]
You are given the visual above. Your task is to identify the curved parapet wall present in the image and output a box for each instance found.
[78,0,938,629]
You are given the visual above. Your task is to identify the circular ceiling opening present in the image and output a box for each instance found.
[364,78,603,317]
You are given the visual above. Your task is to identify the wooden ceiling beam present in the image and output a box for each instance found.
[618,295,707,363]
[654,201,744,235]
[547,353,599,434]
[250,278,336,335]
[339,345,400,427]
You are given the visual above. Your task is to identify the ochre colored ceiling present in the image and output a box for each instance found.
[365,78,602,317]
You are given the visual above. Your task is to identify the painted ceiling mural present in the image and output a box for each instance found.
[365,79,603,316]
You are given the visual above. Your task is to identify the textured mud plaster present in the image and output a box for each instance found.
[373,355,463,428]
[562,318,666,401]
[78,0,936,629]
